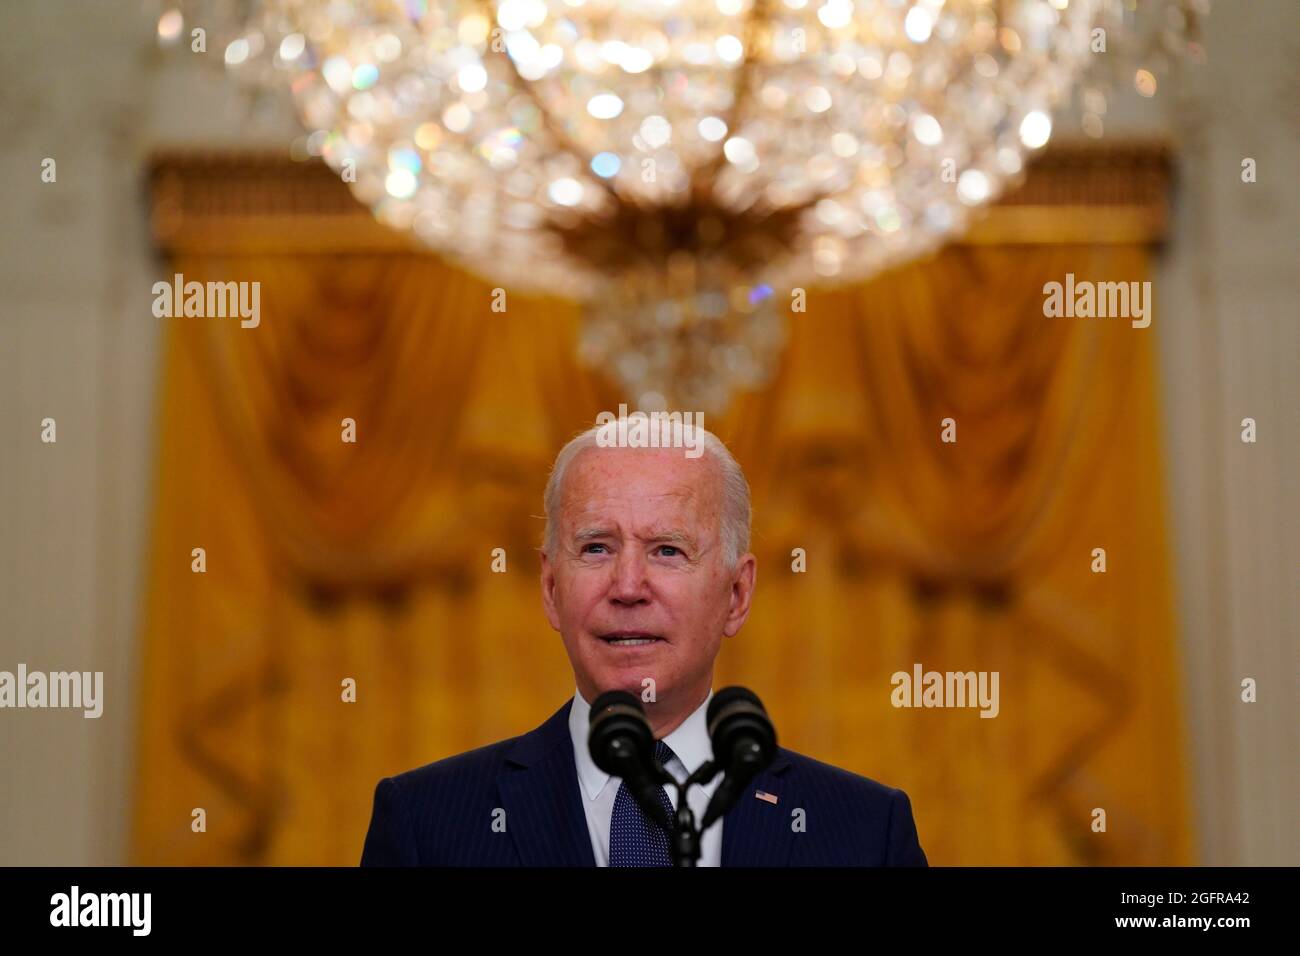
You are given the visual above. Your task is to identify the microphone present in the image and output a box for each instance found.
[701,686,777,829]
[588,690,673,830]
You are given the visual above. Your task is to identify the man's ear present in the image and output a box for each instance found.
[722,553,757,638]
[540,549,561,632]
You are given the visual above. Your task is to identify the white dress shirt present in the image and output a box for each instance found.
[568,686,723,866]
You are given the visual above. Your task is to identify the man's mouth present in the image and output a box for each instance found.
[599,632,663,647]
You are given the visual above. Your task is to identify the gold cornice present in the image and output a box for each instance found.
[149,152,419,254]
[148,138,1171,256]
[965,139,1171,244]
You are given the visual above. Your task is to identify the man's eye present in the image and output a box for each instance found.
[657,545,682,557]
[581,543,609,554]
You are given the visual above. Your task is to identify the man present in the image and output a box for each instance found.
[361,419,927,866]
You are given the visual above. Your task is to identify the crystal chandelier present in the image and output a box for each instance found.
[159,0,1204,412]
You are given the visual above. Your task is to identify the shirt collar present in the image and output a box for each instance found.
[569,686,715,802]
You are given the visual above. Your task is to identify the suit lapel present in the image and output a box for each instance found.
[497,699,597,867]
[720,750,796,867]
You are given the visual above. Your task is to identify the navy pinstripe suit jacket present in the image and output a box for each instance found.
[361,698,928,866]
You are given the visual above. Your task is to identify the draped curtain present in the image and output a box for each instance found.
[133,154,1191,865]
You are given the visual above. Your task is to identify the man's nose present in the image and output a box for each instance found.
[607,549,651,605]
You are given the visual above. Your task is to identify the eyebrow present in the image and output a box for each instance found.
[572,527,698,548]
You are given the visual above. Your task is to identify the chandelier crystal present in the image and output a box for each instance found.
[160,0,1204,412]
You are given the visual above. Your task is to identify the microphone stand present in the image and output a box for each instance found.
[652,759,722,867]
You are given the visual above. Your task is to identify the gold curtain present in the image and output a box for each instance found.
[133,155,1191,866]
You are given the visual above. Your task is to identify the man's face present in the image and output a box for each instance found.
[540,445,756,713]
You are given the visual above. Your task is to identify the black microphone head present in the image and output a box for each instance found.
[588,690,656,779]
[707,686,777,773]
[699,687,778,830]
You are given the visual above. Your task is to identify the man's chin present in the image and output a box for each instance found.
[586,652,671,694]
[591,644,666,679]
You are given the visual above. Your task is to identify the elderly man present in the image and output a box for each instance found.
[361,420,927,866]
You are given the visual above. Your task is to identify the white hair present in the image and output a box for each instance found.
[542,421,752,567]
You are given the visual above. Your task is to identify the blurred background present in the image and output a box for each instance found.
[0,1,1294,866]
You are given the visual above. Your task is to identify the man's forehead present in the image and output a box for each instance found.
[559,446,722,521]
[563,444,719,494]
[563,485,703,523]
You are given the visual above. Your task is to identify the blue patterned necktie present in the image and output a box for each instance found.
[609,739,678,867]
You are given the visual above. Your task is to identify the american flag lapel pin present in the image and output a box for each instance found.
[754,790,779,805]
